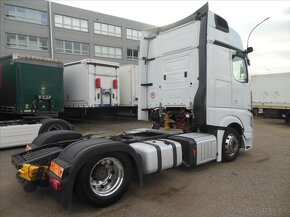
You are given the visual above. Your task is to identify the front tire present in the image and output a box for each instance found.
[222,128,241,162]
[76,152,133,207]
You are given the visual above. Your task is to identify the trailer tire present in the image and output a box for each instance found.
[32,130,82,148]
[222,128,240,162]
[252,108,258,116]
[38,119,73,134]
[285,111,290,124]
[76,152,133,207]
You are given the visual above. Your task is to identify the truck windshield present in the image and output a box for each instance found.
[232,56,248,83]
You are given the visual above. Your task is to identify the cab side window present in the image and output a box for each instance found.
[232,56,248,83]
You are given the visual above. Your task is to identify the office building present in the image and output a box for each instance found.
[0,0,155,64]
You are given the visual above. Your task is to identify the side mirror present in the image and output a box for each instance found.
[244,47,254,54]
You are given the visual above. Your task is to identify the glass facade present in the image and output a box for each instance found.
[94,22,121,37]
[7,33,48,51]
[54,14,88,32]
[95,45,122,59]
[56,40,89,56]
[5,4,48,25]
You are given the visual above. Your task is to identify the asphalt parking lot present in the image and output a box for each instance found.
[0,117,290,217]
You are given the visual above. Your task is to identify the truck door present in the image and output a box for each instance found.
[231,54,251,110]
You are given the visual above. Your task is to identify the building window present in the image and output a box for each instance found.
[95,45,122,59]
[7,33,48,51]
[4,4,48,25]
[127,49,138,60]
[54,14,88,32]
[126,28,142,40]
[94,22,121,37]
[55,40,89,56]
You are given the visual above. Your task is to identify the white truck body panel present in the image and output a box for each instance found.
[0,124,41,148]
[251,73,290,109]
[64,59,119,108]
[139,21,200,111]
[119,64,139,107]
[138,4,253,156]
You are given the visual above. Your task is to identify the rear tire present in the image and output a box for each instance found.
[222,128,240,162]
[76,152,132,207]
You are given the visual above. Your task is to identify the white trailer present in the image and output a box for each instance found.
[119,64,139,107]
[0,117,73,149]
[11,3,254,208]
[251,72,290,123]
[64,59,120,109]
[0,124,41,149]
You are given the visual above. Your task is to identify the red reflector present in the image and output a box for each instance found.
[96,78,101,88]
[113,79,118,89]
[49,176,62,190]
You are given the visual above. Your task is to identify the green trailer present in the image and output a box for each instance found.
[0,54,64,115]
[0,54,72,149]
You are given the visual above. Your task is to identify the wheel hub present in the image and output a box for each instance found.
[93,165,110,181]
[89,157,124,197]
[225,133,239,157]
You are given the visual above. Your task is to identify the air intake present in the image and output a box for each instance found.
[215,14,229,33]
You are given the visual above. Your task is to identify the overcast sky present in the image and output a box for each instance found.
[51,0,290,75]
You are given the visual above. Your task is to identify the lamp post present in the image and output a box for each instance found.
[246,17,270,48]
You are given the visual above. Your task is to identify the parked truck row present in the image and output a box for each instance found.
[11,3,254,208]
[0,54,139,148]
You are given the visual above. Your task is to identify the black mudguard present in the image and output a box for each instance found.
[49,138,143,208]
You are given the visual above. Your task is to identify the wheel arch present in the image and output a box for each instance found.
[219,116,244,135]
[227,122,243,138]
[51,139,143,208]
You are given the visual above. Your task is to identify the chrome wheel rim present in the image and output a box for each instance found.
[89,157,124,197]
[225,133,239,157]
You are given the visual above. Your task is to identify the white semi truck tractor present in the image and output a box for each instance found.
[11,3,253,208]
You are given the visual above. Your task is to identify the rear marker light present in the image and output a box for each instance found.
[113,79,118,89]
[96,78,101,88]
[49,176,62,190]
